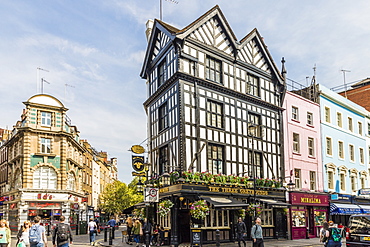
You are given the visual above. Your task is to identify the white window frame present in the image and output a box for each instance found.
[325,107,330,123]
[292,106,299,121]
[348,117,353,132]
[41,138,51,154]
[338,141,344,159]
[293,133,300,153]
[204,209,229,228]
[294,168,301,189]
[358,122,363,136]
[360,148,365,164]
[41,112,51,126]
[349,144,355,162]
[337,112,342,127]
[326,163,336,191]
[338,166,347,192]
[310,171,316,191]
[308,137,314,157]
[326,137,332,156]
[307,112,313,125]
[33,166,57,189]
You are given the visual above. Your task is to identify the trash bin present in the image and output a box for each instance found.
[79,221,87,234]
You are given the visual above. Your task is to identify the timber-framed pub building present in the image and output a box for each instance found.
[140,5,288,245]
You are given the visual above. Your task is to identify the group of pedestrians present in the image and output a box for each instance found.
[319,221,344,247]
[236,217,264,247]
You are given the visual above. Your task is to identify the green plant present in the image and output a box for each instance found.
[245,203,262,216]
[190,200,210,220]
[157,199,174,217]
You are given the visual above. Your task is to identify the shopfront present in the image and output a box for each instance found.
[289,192,329,240]
[157,183,288,245]
[329,194,357,227]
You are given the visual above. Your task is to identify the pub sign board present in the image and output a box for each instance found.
[191,229,202,247]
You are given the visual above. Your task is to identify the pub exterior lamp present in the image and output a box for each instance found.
[161,172,171,186]
[287,180,295,190]
[177,177,185,184]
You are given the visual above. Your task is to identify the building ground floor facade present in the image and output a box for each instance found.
[146,183,290,246]
[0,189,94,234]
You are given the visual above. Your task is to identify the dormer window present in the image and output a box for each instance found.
[158,60,166,87]
[41,112,51,126]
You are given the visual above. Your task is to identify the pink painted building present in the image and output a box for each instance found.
[283,91,327,240]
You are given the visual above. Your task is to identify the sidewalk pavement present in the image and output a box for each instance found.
[12,229,326,247]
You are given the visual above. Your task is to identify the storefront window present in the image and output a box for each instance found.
[314,209,327,226]
[204,209,229,228]
[292,209,306,227]
[159,212,171,228]
[261,208,273,226]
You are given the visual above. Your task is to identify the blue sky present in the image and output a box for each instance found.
[1,0,370,183]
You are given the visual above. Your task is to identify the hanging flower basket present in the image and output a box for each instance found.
[245,203,262,217]
[190,200,210,220]
[157,199,174,217]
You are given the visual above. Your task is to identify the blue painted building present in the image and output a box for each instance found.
[319,84,369,225]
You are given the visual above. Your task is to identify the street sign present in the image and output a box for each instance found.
[144,188,159,203]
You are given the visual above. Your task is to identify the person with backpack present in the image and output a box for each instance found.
[324,221,342,247]
[17,220,31,247]
[251,217,264,247]
[235,217,246,247]
[52,216,72,247]
[29,216,48,247]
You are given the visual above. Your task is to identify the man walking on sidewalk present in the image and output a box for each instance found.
[52,216,73,247]
[235,217,246,247]
[251,217,264,247]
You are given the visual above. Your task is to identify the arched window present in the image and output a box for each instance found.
[67,173,76,191]
[33,166,57,189]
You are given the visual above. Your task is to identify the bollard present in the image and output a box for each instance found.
[109,227,113,245]
[104,227,108,242]
[111,227,115,239]
[46,225,50,236]
[306,227,309,239]
[215,229,220,247]
[145,230,150,247]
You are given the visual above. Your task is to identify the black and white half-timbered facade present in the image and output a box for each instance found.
[140,5,288,245]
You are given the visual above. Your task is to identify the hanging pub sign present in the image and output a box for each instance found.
[131,145,145,154]
[132,156,145,172]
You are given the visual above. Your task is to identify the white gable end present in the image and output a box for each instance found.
[189,17,233,55]
[238,39,270,73]
[152,31,172,60]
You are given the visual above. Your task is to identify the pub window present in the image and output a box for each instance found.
[348,117,353,132]
[207,100,223,128]
[41,138,51,154]
[207,144,224,174]
[336,112,342,127]
[248,151,263,178]
[359,122,363,135]
[294,169,301,189]
[158,102,168,131]
[292,106,299,121]
[248,113,262,137]
[41,111,52,126]
[328,171,334,190]
[293,133,300,153]
[308,137,314,157]
[310,171,316,191]
[205,209,229,228]
[307,112,313,125]
[246,74,260,97]
[349,144,355,162]
[206,56,222,84]
[338,141,344,159]
[158,60,166,87]
[159,145,168,175]
[326,137,332,156]
[324,107,330,123]
[260,205,273,226]
[159,212,171,228]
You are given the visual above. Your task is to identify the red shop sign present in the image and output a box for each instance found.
[290,192,329,206]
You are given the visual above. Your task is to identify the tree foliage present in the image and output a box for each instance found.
[99,178,142,215]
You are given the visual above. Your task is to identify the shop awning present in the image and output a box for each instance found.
[330,203,362,215]
[257,199,291,208]
[201,196,247,209]
[358,204,370,214]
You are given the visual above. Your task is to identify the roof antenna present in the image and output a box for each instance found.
[341,69,351,98]
[37,67,49,94]
[41,78,50,94]
[159,0,178,21]
[64,84,75,101]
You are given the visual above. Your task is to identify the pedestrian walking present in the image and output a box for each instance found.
[235,217,246,247]
[320,222,329,246]
[251,217,264,247]
[17,221,31,247]
[324,221,342,247]
[0,219,11,247]
[29,216,48,247]
[107,217,116,229]
[132,220,142,247]
[87,218,97,245]
[52,216,72,247]
[126,217,133,245]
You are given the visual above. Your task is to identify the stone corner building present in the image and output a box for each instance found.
[140,5,287,245]
[0,94,117,232]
